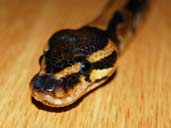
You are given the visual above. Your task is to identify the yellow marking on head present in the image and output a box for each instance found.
[87,40,117,63]
[89,66,116,82]
[54,76,88,99]
[39,57,47,75]
[54,63,81,79]
[54,87,66,98]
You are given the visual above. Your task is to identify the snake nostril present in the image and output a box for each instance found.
[31,74,58,93]
[31,74,44,90]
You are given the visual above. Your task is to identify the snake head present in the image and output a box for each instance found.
[30,26,118,107]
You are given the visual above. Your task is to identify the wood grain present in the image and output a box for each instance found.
[0,0,171,127]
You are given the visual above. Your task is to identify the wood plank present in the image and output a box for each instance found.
[0,0,171,127]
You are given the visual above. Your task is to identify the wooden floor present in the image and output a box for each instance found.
[0,0,171,127]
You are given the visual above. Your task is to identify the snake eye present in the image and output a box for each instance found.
[80,60,92,75]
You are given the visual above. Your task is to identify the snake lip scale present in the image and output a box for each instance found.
[30,0,148,108]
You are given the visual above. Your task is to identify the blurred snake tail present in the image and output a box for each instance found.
[30,0,148,107]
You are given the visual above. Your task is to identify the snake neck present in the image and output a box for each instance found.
[88,0,148,52]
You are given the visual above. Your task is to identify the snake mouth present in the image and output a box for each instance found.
[30,72,112,107]
[31,78,109,107]
[31,90,75,107]
[30,73,90,107]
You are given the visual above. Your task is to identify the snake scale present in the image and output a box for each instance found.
[30,0,148,107]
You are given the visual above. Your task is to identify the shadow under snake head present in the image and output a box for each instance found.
[30,26,118,107]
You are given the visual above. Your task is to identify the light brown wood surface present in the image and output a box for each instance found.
[0,0,171,127]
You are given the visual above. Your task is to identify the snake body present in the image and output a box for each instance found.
[30,0,147,107]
